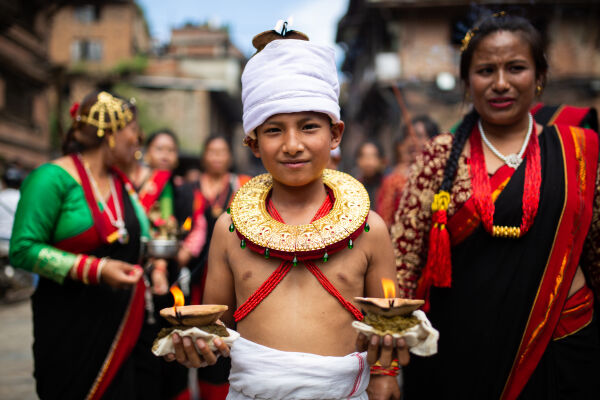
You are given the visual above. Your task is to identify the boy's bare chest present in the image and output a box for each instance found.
[228,240,369,304]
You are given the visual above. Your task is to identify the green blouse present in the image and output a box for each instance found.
[9,164,148,284]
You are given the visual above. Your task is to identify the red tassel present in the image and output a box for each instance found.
[431,210,452,288]
[415,208,452,311]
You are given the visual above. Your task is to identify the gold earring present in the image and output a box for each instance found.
[535,85,543,96]
[108,135,115,148]
[134,150,142,160]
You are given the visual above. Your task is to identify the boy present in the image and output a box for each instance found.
[168,32,405,399]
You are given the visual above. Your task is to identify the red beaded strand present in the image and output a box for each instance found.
[469,123,541,237]
[233,190,363,322]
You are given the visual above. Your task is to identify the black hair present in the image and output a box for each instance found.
[2,165,25,189]
[356,139,384,160]
[398,114,440,145]
[202,134,230,155]
[146,128,179,149]
[441,12,547,194]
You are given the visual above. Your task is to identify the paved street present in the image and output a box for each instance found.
[0,299,36,400]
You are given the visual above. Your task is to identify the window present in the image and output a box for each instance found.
[71,40,103,62]
[0,71,35,124]
[74,5,100,23]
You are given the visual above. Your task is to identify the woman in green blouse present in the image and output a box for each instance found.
[9,91,157,399]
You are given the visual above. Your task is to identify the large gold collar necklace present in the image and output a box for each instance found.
[229,169,370,262]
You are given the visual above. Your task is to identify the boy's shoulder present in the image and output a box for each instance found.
[360,210,390,253]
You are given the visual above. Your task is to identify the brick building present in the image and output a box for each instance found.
[132,23,246,160]
[48,1,150,73]
[0,1,54,168]
[336,0,600,164]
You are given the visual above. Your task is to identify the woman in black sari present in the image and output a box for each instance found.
[392,13,600,399]
[10,91,157,399]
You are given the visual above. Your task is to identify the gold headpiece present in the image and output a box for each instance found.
[460,11,507,53]
[79,91,134,137]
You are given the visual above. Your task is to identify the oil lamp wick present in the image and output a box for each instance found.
[175,307,183,323]
[388,298,394,308]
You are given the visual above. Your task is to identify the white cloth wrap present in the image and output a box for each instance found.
[241,39,340,138]
[352,310,439,357]
[227,337,369,400]
[152,327,240,358]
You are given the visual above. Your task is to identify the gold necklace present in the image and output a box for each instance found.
[229,169,370,257]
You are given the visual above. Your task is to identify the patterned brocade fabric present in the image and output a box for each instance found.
[390,133,471,298]
[391,131,600,300]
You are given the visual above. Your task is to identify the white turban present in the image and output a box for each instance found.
[241,39,340,138]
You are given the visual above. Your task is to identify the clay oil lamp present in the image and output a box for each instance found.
[352,279,439,356]
[152,285,239,356]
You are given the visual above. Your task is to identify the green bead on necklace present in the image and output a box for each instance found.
[240,239,246,249]
[292,255,298,266]
[226,207,231,214]
[264,248,270,259]
[365,222,370,232]
[348,238,354,249]
[229,223,235,232]
[322,251,329,263]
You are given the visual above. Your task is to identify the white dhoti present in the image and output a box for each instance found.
[227,337,370,400]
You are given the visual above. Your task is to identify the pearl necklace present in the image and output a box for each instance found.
[478,113,533,169]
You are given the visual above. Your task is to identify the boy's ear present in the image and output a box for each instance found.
[247,137,261,158]
[330,121,344,150]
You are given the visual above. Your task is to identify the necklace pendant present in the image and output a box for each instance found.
[118,227,129,244]
[505,154,522,169]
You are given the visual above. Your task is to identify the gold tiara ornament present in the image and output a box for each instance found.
[460,11,507,53]
[79,91,134,137]
[460,29,477,52]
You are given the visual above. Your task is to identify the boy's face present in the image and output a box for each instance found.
[249,112,343,187]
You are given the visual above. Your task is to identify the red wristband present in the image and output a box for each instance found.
[87,258,101,285]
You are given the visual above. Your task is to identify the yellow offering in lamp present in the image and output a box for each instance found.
[352,279,439,356]
[152,286,239,357]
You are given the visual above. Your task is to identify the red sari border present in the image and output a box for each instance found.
[552,285,594,341]
[138,170,172,212]
[500,125,599,400]
[86,278,146,400]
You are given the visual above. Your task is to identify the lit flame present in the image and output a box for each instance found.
[382,278,396,299]
[170,285,185,312]
[182,217,192,231]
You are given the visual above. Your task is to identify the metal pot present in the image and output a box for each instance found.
[146,238,179,258]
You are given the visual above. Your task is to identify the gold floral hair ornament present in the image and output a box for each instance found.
[460,29,478,52]
[79,91,134,138]
[460,11,507,52]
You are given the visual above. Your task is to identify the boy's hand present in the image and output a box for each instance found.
[164,334,230,368]
[356,333,410,367]
[367,375,401,400]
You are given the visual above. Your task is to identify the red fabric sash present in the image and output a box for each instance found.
[70,154,123,245]
[233,191,364,322]
[87,278,146,400]
[447,164,514,245]
[531,103,592,127]
[552,285,594,341]
[500,125,599,399]
[138,169,172,212]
